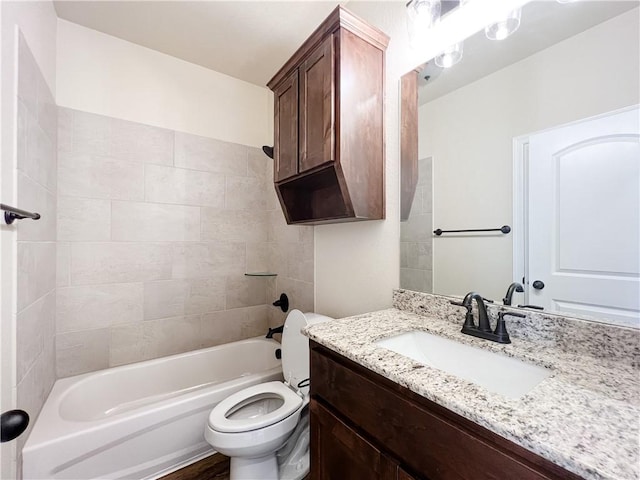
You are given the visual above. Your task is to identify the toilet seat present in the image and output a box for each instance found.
[208,381,303,433]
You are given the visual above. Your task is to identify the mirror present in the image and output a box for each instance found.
[400,1,640,328]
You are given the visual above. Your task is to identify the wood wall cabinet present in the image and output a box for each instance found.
[267,7,389,224]
[310,342,584,480]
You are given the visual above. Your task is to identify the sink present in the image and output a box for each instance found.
[375,331,551,399]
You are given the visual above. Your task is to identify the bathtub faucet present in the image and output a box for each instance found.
[266,325,284,339]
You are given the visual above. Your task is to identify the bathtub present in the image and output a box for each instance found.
[22,337,282,480]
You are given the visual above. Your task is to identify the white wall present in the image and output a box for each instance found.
[56,19,273,148]
[0,2,57,478]
[314,2,408,318]
[419,8,640,301]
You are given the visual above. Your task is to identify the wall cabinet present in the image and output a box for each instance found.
[267,7,389,224]
[310,342,583,480]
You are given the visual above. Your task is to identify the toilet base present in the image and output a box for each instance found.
[230,453,278,480]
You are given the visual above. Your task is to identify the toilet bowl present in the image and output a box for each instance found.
[204,310,332,480]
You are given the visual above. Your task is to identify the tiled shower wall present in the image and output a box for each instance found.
[400,157,433,293]
[56,108,313,377]
[15,34,57,447]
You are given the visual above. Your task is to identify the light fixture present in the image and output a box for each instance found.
[407,0,442,47]
[434,41,464,68]
[485,8,521,41]
[556,0,580,3]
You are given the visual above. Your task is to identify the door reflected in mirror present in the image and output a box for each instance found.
[400,1,640,328]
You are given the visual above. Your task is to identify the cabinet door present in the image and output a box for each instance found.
[310,399,397,480]
[274,69,299,182]
[299,35,335,174]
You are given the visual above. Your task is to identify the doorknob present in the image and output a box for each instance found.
[1,409,29,443]
[532,280,545,290]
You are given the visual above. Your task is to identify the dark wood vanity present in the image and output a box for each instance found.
[309,341,582,480]
[267,7,389,224]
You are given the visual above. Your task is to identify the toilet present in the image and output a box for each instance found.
[204,310,332,480]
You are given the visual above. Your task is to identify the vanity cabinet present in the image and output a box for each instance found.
[267,6,389,224]
[309,342,583,480]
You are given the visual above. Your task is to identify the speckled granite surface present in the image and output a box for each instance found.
[304,291,640,480]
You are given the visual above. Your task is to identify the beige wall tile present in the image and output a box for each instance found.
[109,116,173,165]
[56,328,110,377]
[17,34,39,114]
[143,277,225,320]
[110,323,145,366]
[246,243,269,272]
[145,164,225,207]
[71,109,111,157]
[21,107,57,192]
[174,131,247,175]
[14,37,57,442]
[201,305,269,347]
[276,277,314,313]
[171,242,245,278]
[141,315,202,359]
[71,242,173,285]
[57,242,71,287]
[247,148,271,178]
[404,242,433,270]
[287,242,314,284]
[16,292,54,383]
[225,176,265,211]
[58,107,73,153]
[17,350,55,447]
[58,196,110,241]
[400,213,432,243]
[400,268,433,293]
[225,275,267,309]
[111,201,200,242]
[17,242,56,312]
[16,172,56,242]
[57,283,143,333]
[201,209,267,243]
[267,210,301,244]
[50,110,315,375]
[37,76,57,145]
[58,152,145,200]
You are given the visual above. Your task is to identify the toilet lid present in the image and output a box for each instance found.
[208,381,303,433]
[281,310,311,390]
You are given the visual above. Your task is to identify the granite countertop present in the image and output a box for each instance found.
[303,307,640,480]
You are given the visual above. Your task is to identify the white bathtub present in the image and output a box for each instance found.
[22,337,282,480]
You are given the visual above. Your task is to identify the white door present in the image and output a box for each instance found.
[528,107,640,327]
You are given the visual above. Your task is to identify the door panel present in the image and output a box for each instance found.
[310,399,397,480]
[274,70,299,182]
[299,35,335,173]
[528,107,640,327]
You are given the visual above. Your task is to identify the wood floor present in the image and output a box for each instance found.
[159,453,310,480]
[159,454,230,480]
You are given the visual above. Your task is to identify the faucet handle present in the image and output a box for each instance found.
[451,300,476,329]
[500,311,526,319]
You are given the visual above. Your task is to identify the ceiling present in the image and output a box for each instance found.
[53,1,347,87]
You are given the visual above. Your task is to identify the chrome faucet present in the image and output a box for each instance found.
[502,282,524,306]
[451,292,526,344]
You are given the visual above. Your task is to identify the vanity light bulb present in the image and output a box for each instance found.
[434,42,463,68]
[409,0,441,30]
[485,8,521,41]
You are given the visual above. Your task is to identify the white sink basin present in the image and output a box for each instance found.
[376,331,551,399]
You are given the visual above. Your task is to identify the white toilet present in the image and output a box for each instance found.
[204,310,332,480]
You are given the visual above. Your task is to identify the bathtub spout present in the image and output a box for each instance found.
[266,325,284,339]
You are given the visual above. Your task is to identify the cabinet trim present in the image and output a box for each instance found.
[267,6,389,90]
